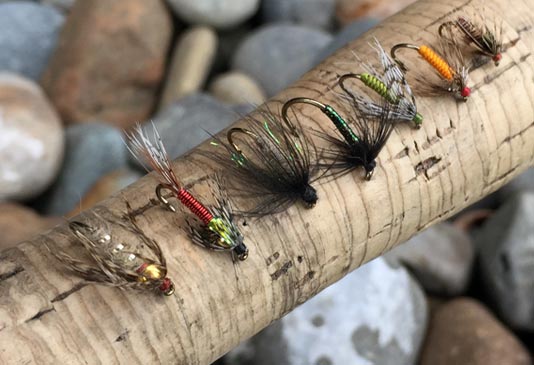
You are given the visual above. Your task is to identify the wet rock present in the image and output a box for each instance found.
[209,71,266,105]
[335,0,418,26]
[166,0,259,29]
[386,223,474,296]
[226,257,427,365]
[0,73,64,201]
[34,123,128,215]
[0,2,64,80]
[261,0,336,30]
[475,191,534,331]
[232,24,332,96]
[159,26,217,110]
[0,203,61,250]
[420,298,532,365]
[41,0,172,129]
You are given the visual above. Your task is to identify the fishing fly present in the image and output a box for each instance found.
[206,105,319,217]
[48,210,175,296]
[126,123,248,261]
[283,96,396,180]
[439,15,503,67]
[391,37,471,101]
[338,39,423,128]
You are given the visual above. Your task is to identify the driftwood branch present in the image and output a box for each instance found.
[1,0,533,363]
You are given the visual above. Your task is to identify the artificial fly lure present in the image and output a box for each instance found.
[391,38,471,101]
[282,96,396,180]
[48,211,175,296]
[439,15,503,67]
[206,105,319,217]
[126,124,248,261]
[338,39,423,128]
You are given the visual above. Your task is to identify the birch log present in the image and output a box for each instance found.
[1,0,533,363]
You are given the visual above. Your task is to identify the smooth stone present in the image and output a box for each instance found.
[315,18,379,63]
[475,191,534,331]
[34,123,128,215]
[129,93,238,169]
[67,168,142,217]
[0,2,64,80]
[232,24,332,96]
[209,71,266,105]
[498,167,534,202]
[335,0,417,26]
[261,0,335,30]
[226,257,427,365]
[0,73,64,201]
[41,0,172,129]
[159,26,217,110]
[0,203,61,250]
[166,0,259,29]
[420,298,532,365]
[386,222,474,296]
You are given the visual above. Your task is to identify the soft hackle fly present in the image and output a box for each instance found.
[126,123,248,261]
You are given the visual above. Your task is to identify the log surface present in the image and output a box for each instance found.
[1,0,533,363]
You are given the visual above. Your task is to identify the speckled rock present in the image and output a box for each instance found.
[34,123,128,215]
[166,0,259,29]
[226,257,427,365]
[0,73,64,201]
[209,71,266,105]
[0,2,64,80]
[232,24,332,96]
[420,298,532,365]
[0,203,61,250]
[41,0,172,128]
[386,223,474,296]
[261,0,335,30]
[475,191,534,331]
[130,93,238,170]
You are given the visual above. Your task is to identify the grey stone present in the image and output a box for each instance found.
[498,167,534,202]
[475,191,534,331]
[232,24,332,96]
[0,2,64,80]
[41,0,76,12]
[315,18,379,63]
[386,223,474,296]
[129,93,239,170]
[34,123,128,215]
[261,0,335,30]
[165,0,259,29]
[226,257,428,365]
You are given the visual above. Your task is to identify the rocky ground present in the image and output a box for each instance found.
[0,0,532,364]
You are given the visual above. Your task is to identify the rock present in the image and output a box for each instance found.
[166,0,259,29]
[315,18,379,63]
[67,168,142,217]
[0,203,61,250]
[209,72,266,105]
[335,0,418,26]
[226,257,427,365]
[232,24,332,96]
[475,191,534,331]
[261,0,336,30]
[385,222,474,296]
[159,26,217,110]
[498,167,534,202]
[130,93,238,169]
[0,73,64,201]
[0,2,64,80]
[419,298,532,365]
[41,0,172,129]
[34,123,128,215]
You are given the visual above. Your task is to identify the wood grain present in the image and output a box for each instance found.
[1,0,533,363]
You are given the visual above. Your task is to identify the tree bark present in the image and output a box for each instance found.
[1,0,533,363]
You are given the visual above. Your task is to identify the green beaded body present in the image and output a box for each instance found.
[324,105,359,145]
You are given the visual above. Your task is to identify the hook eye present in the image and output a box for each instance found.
[156,184,176,212]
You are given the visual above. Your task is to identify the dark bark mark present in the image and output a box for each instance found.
[265,252,280,266]
[115,329,130,343]
[0,266,24,282]
[51,282,87,303]
[414,156,442,179]
[26,307,56,322]
[271,261,293,281]
[395,147,409,159]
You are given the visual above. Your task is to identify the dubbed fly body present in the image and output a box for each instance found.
[126,124,247,261]
[48,211,175,296]
[207,106,319,217]
[339,39,423,128]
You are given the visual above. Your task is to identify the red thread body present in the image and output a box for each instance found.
[177,189,213,225]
